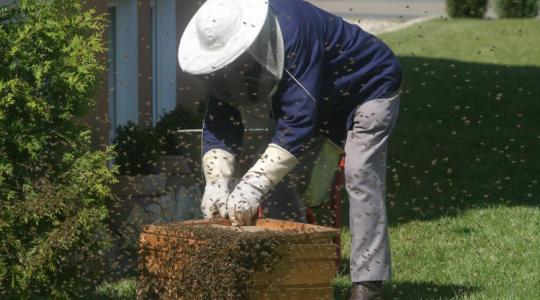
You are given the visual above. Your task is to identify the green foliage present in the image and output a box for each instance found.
[114,122,161,175]
[446,0,488,18]
[156,106,202,155]
[496,0,539,18]
[0,0,117,298]
[113,106,203,175]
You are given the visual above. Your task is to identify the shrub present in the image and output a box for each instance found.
[496,0,539,18]
[114,122,161,175]
[156,106,203,155]
[446,0,488,18]
[0,0,117,298]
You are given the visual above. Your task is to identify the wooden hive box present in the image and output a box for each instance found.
[137,218,340,299]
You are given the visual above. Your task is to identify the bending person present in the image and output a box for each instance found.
[178,1,402,299]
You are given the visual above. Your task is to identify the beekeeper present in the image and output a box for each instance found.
[178,0,401,298]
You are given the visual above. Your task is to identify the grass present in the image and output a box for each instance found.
[334,206,540,299]
[94,277,136,300]
[382,18,540,225]
[96,19,540,299]
[333,18,540,299]
[383,19,540,67]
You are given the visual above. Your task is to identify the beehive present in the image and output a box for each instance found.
[137,218,340,299]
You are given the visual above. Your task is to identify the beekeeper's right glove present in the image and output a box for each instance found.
[227,143,298,225]
[201,149,236,219]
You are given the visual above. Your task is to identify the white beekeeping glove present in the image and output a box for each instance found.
[228,143,298,225]
[201,149,236,219]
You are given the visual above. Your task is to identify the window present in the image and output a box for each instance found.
[150,0,177,125]
[107,0,139,136]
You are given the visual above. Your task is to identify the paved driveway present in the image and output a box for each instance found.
[307,0,505,20]
[307,0,446,20]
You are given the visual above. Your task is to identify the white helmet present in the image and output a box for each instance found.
[178,0,284,107]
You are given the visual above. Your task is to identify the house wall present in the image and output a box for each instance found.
[81,0,206,150]
[81,0,110,150]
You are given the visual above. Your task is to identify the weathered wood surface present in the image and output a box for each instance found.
[137,218,339,300]
[141,218,339,241]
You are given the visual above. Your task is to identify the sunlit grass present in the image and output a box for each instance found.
[94,277,136,300]
[382,19,540,67]
[335,206,540,299]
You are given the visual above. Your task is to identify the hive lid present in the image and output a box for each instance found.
[142,218,340,241]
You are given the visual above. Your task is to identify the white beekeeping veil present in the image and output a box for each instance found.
[247,9,284,83]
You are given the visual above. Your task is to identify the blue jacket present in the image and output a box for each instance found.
[203,0,402,158]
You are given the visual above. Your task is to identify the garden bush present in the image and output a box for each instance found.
[496,0,539,18]
[156,106,203,155]
[113,121,161,175]
[0,0,117,298]
[446,0,488,18]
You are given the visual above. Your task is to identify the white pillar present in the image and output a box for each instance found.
[152,0,177,125]
[110,0,139,126]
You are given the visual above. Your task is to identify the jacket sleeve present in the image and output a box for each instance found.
[271,36,323,158]
[202,95,244,155]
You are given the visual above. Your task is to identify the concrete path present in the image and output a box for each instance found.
[305,0,445,34]
[306,0,500,34]
[307,0,447,21]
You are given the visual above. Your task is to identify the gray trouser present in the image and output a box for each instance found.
[346,93,400,282]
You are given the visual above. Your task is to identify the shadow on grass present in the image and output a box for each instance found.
[334,280,479,300]
[311,57,540,229]
[384,281,479,300]
[380,57,539,226]
[327,56,538,299]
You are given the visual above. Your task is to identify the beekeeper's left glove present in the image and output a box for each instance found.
[228,144,298,226]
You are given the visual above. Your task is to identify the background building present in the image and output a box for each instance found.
[79,0,205,150]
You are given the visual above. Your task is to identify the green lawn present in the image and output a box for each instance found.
[334,19,540,299]
[95,277,136,300]
[96,19,540,299]
[335,206,540,299]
